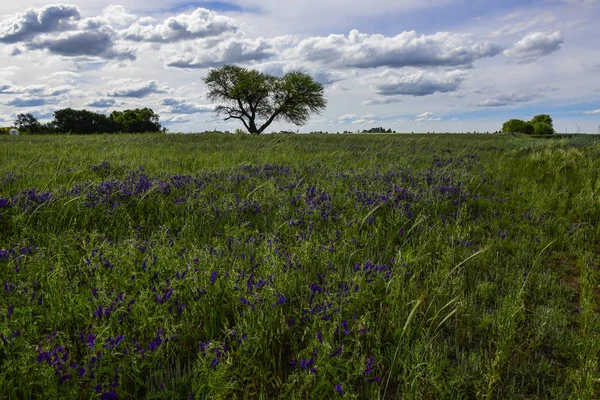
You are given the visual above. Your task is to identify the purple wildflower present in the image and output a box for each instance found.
[210,271,218,285]
[331,346,342,357]
[87,333,96,349]
[335,384,343,395]
[275,292,287,306]
[101,390,118,400]
[364,355,375,376]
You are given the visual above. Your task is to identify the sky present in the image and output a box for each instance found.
[0,0,599,133]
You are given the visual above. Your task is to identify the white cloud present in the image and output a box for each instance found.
[286,29,500,69]
[583,109,600,114]
[162,37,274,69]
[490,11,557,37]
[106,79,168,98]
[159,97,216,114]
[122,8,239,43]
[338,114,356,121]
[477,92,541,107]
[0,4,80,44]
[503,31,564,59]
[362,69,466,96]
[362,97,403,105]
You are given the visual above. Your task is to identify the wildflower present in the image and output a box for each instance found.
[364,355,375,376]
[317,331,323,343]
[87,333,96,349]
[210,271,218,285]
[101,390,118,400]
[335,384,343,395]
[331,346,342,357]
[275,292,287,306]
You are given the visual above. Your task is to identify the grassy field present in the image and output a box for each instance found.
[0,133,599,399]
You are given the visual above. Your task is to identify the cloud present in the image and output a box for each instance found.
[477,93,541,107]
[503,31,564,59]
[0,5,135,61]
[122,8,239,43]
[583,109,600,114]
[254,61,350,86]
[338,114,356,121]
[162,115,192,125]
[87,98,117,108]
[490,11,557,37]
[82,5,139,31]
[5,97,49,107]
[0,4,80,44]
[163,37,274,69]
[0,82,73,97]
[351,118,376,124]
[27,28,136,60]
[415,111,441,121]
[0,82,18,94]
[361,97,403,105]
[106,79,167,98]
[159,97,216,114]
[363,69,466,96]
[286,29,500,69]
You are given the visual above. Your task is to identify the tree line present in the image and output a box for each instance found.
[12,108,164,134]
[502,114,554,135]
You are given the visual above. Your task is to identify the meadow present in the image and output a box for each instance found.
[0,132,599,399]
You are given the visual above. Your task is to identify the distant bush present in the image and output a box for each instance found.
[502,119,533,135]
[362,127,392,133]
[502,114,554,135]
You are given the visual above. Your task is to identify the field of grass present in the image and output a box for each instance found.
[1,133,599,399]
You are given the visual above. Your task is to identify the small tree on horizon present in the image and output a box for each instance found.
[203,65,327,135]
[14,113,42,134]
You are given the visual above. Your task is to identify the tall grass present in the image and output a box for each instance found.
[0,133,599,399]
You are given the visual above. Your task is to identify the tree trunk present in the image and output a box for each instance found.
[248,118,259,135]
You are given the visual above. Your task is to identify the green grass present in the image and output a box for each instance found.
[0,133,599,399]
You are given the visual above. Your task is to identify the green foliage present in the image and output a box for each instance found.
[502,119,534,134]
[502,114,554,135]
[204,65,326,134]
[1,134,599,398]
[53,108,116,134]
[109,108,162,133]
[14,108,163,135]
[14,113,42,134]
[362,127,392,133]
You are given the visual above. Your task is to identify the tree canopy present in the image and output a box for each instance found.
[502,114,554,135]
[13,108,164,134]
[204,65,327,135]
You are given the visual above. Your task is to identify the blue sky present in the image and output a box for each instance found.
[0,0,599,133]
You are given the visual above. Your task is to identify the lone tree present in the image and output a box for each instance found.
[204,65,326,134]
